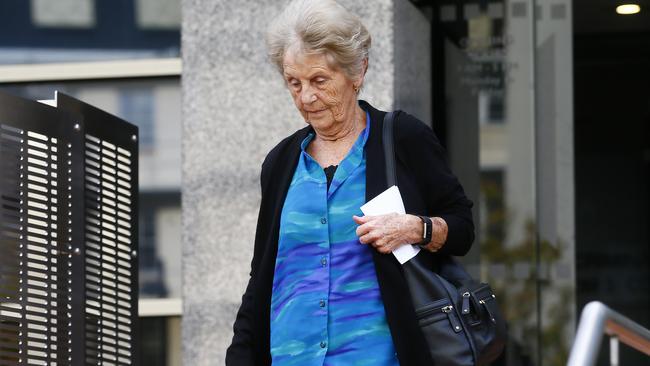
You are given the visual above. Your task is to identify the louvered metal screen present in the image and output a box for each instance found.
[0,91,139,366]
[57,93,139,366]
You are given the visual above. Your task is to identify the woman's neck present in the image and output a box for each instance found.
[314,106,365,144]
[307,106,366,168]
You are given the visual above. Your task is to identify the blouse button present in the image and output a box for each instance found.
[320,257,327,266]
[320,217,327,224]
[320,342,327,349]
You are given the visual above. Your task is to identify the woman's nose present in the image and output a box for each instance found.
[300,86,317,104]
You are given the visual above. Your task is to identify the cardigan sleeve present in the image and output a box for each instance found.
[225,278,256,365]
[395,112,475,256]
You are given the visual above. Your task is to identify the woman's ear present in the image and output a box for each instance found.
[355,58,369,92]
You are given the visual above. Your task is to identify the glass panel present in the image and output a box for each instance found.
[430,0,579,364]
[434,0,541,364]
[31,0,95,29]
[139,316,182,366]
[0,0,180,64]
[0,78,182,299]
[534,1,576,365]
[136,0,181,30]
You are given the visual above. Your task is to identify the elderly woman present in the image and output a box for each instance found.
[226,0,474,365]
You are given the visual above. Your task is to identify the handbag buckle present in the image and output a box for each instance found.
[461,292,471,314]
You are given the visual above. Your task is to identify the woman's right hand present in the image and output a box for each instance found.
[353,213,422,254]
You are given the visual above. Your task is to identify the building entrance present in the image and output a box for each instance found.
[574,1,650,364]
[412,0,648,364]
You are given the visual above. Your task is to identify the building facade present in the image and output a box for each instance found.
[0,0,647,365]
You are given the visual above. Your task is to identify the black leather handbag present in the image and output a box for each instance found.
[383,111,506,366]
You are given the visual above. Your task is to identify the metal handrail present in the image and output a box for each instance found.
[567,301,650,366]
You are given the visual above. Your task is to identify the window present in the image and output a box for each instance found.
[31,0,95,28]
[136,0,181,30]
[120,87,155,147]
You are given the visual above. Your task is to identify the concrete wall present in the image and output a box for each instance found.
[181,0,431,364]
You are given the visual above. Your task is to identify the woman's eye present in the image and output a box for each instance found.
[314,78,327,85]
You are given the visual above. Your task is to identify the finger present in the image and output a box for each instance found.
[359,231,381,245]
[375,237,385,248]
[358,233,371,244]
[352,215,369,224]
[359,232,375,245]
[378,245,392,254]
[378,238,398,251]
[356,223,372,237]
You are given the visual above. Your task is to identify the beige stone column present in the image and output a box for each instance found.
[181,1,431,364]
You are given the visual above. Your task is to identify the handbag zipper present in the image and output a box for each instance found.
[415,298,449,319]
[442,305,463,333]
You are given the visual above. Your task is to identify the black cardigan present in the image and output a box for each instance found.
[226,101,474,366]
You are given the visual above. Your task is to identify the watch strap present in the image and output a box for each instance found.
[416,215,432,246]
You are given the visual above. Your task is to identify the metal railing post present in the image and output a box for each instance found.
[567,301,650,366]
[568,302,607,366]
[609,336,619,366]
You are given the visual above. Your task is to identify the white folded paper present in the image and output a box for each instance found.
[360,186,420,264]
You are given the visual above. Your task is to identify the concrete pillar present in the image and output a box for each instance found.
[181,0,430,364]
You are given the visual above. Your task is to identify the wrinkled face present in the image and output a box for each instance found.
[282,49,361,132]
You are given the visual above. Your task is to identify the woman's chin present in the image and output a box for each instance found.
[306,114,333,128]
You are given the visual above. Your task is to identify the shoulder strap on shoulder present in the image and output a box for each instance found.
[382,111,398,188]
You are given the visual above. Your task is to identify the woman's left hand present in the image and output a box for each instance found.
[353,213,422,254]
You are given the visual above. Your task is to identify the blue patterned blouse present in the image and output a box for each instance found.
[270,112,399,366]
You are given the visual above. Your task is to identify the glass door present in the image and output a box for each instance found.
[427,0,576,364]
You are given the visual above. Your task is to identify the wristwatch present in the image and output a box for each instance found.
[416,215,432,246]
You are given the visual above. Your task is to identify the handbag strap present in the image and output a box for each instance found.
[382,111,398,187]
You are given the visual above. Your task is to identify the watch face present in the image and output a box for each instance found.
[425,220,433,242]
[418,215,433,245]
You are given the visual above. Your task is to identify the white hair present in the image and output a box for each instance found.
[266,0,371,81]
